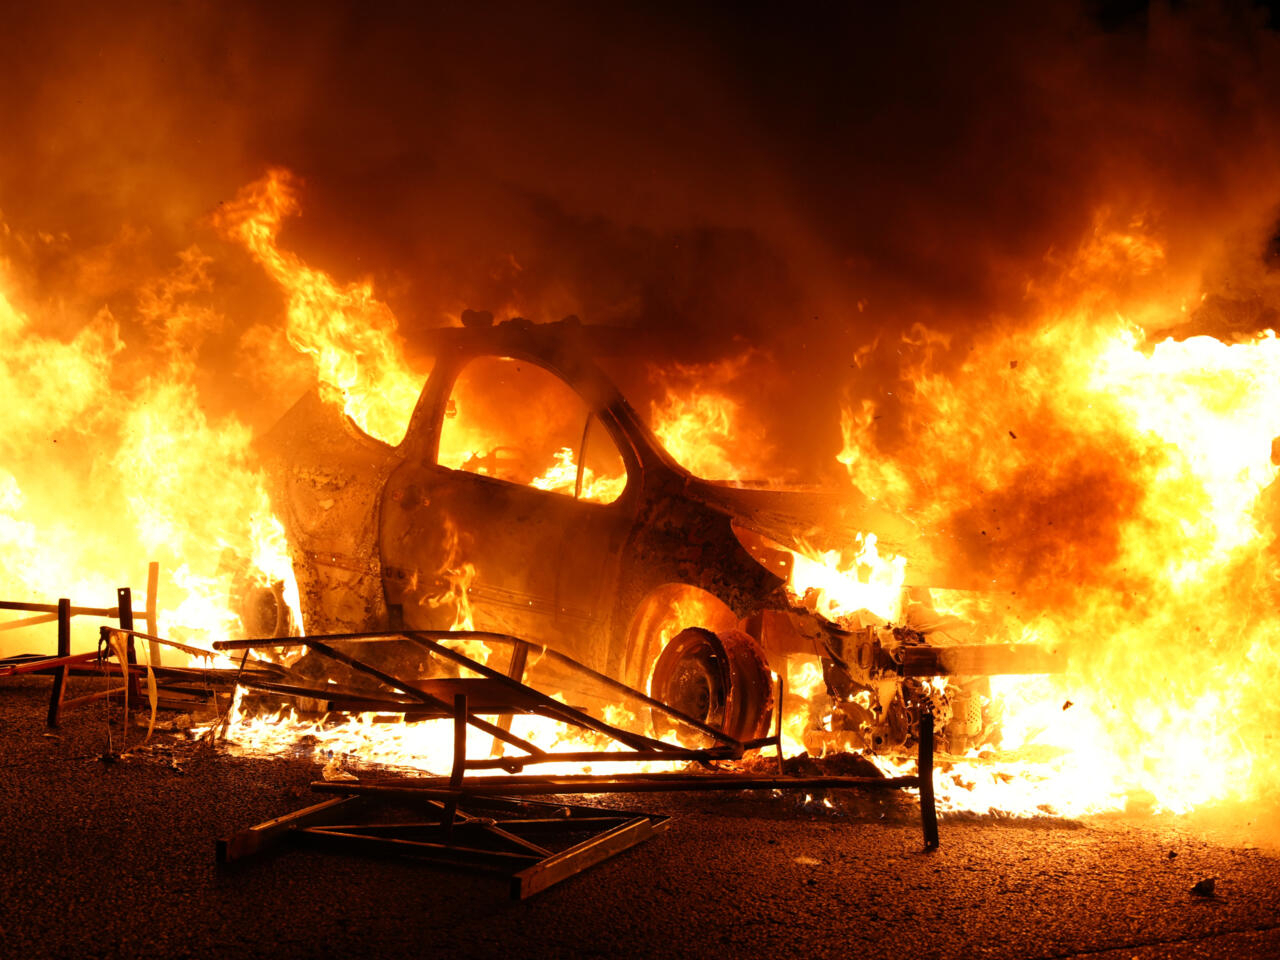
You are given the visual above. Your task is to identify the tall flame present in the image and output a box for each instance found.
[0,230,297,655]
[214,169,424,445]
[839,217,1280,815]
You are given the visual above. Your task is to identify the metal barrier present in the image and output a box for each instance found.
[0,562,159,726]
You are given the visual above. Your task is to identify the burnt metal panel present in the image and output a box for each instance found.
[258,390,397,635]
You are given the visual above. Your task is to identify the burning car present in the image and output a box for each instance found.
[255,315,1058,752]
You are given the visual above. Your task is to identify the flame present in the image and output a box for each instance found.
[0,234,297,659]
[13,165,1276,818]
[649,353,779,483]
[652,389,747,481]
[214,169,424,446]
[836,216,1280,816]
[785,533,907,624]
[529,446,627,504]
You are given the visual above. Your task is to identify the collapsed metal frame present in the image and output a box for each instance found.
[219,790,675,900]
[0,563,293,730]
[213,628,781,765]
[0,564,160,726]
[203,628,937,896]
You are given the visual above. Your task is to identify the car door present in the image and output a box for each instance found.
[378,355,636,670]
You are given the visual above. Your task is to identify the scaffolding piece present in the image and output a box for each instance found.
[0,563,160,726]
[218,790,672,899]
[212,627,941,867]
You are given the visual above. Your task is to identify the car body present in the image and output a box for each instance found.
[258,317,1056,747]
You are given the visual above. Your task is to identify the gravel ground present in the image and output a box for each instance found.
[3,676,1279,960]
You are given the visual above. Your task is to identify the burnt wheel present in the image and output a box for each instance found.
[237,580,295,638]
[649,626,774,742]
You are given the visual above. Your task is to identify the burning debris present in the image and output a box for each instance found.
[210,625,941,896]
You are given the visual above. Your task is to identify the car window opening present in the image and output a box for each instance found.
[438,356,627,504]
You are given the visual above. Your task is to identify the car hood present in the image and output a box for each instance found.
[683,479,983,589]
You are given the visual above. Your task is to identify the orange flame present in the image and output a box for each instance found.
[0,227,297,657]
[837,216,1280,815]
[214,169,424,445]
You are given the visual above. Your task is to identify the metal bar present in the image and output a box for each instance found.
[217,795,364,863]
[214,625,739,745]
[919,707,939,851]
[66,656,282,686]
[317,816,627,834]
[118,587,139,710]
[775,668,785,774]
[145,562,160,667]
[102,626,239,662]
[301,639,546,757]
[474,822,551,858]
[60,686,129,710]
[152,695,211,712]
[442,694,467,835]
[0,601,118,617]
[512,817,656,899]
[45,599,71,727]
[218,627,735,754]
[0,653,52,665]
[1,650,99,678]
[313,820,552,855]
[490,640,530,757]
[465,747,729,773]
[312,773,922,799]
[402,632,680,755]
[421,801,554,858]
[536,646,743,749]
[481,816,629,832]
[421,793,634,821]
[422,798,551,855]
[213,630,415,650]
[137,662,284,679]
[412,628,745,749]
[0,612,60,632]
[234,677,420,710]
[298,828,540,865]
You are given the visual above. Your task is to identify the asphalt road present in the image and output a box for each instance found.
[3,677,1279,960]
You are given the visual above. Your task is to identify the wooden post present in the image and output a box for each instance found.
[145,562,160,667]
[45,599,71,727]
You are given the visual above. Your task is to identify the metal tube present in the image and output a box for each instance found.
[401,631,684,756]
[214,628,742,750]
[919,707,939,850]
[465,747,732,772]
[0,600,117,617]
[301,638,547,757]
[312,773,922,798]
[45,599,71,727]
[105,626,264,662]
[1,650,98,678]
[0,612,60,632]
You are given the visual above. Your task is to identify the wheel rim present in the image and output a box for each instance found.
[650,627,774,742]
